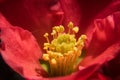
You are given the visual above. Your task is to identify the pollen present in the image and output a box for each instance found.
[42,22,87,77]
[43,54,49,61]
[51,59,57,65]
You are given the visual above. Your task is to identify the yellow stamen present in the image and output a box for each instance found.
[72,27,79,34]
[42,21,87,77]
[44,33,50,43]
[43,54,49,61]
[51,59,57,65]
[59,25,64,32]
[51,30,57,39]
[68,21,74,34]
[43,43,50,50]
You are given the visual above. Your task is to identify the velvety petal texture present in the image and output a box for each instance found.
[80,11,120,79]
[99,12,120,80]
[25,64,108,80]
[0,0,120,80]
[60,0,120,79]
[1,12,114,80]
[59,0,113,34]
[81,12,120,66]
[0,14,47,79]
[0,0,63,46]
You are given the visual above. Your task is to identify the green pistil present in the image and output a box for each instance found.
[41,22,87,77]
[51,34,76,53]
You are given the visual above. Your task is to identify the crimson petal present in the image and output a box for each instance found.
[81,12,120,66]
[0,13,47,79]
[0,0,63,46]
[59,0,113,34]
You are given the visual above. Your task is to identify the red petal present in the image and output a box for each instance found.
[88,71,111,80]
[103,54,120,80]
[97,0,120,18]
[25,64,103,80]
[0,13,47,79]
[59,0,113,34]
[0,0,63,46]
[59,0,81,26]
[81,12,120,66]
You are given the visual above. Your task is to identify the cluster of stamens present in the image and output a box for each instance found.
[42,22,87,77]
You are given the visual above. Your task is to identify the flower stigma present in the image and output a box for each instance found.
[40,22,87,77]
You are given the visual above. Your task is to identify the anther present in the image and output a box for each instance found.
[72,27,79,33]
[51,59,57,65]
[53,26,60,33]
[59,25,64,33]
[44,33,50,43]
[43,54,49,61]
[51,30,56,35]
[68,22,73,29]
[68,22,74,34]
[80,35,87,40]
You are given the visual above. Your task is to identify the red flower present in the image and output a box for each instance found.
[0,0,120,80]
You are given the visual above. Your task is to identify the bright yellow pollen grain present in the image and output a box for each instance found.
[68,21,73,28]
[43,54,49,61]
[44,33,49,37]
[51,30,56,35]
[44,43,50,47]
[72,27,79,33]
[81,35,87,40]
[74,47,77,52]
[51,59,57,64]
[53,26,60,33]
[59,25,64,32]
[44,43,50,50]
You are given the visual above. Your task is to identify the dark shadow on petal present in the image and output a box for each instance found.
[102,52,120,80]
[79,0,112,29]
[0,54,25,80]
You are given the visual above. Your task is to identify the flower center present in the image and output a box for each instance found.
[40,22,87,77]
